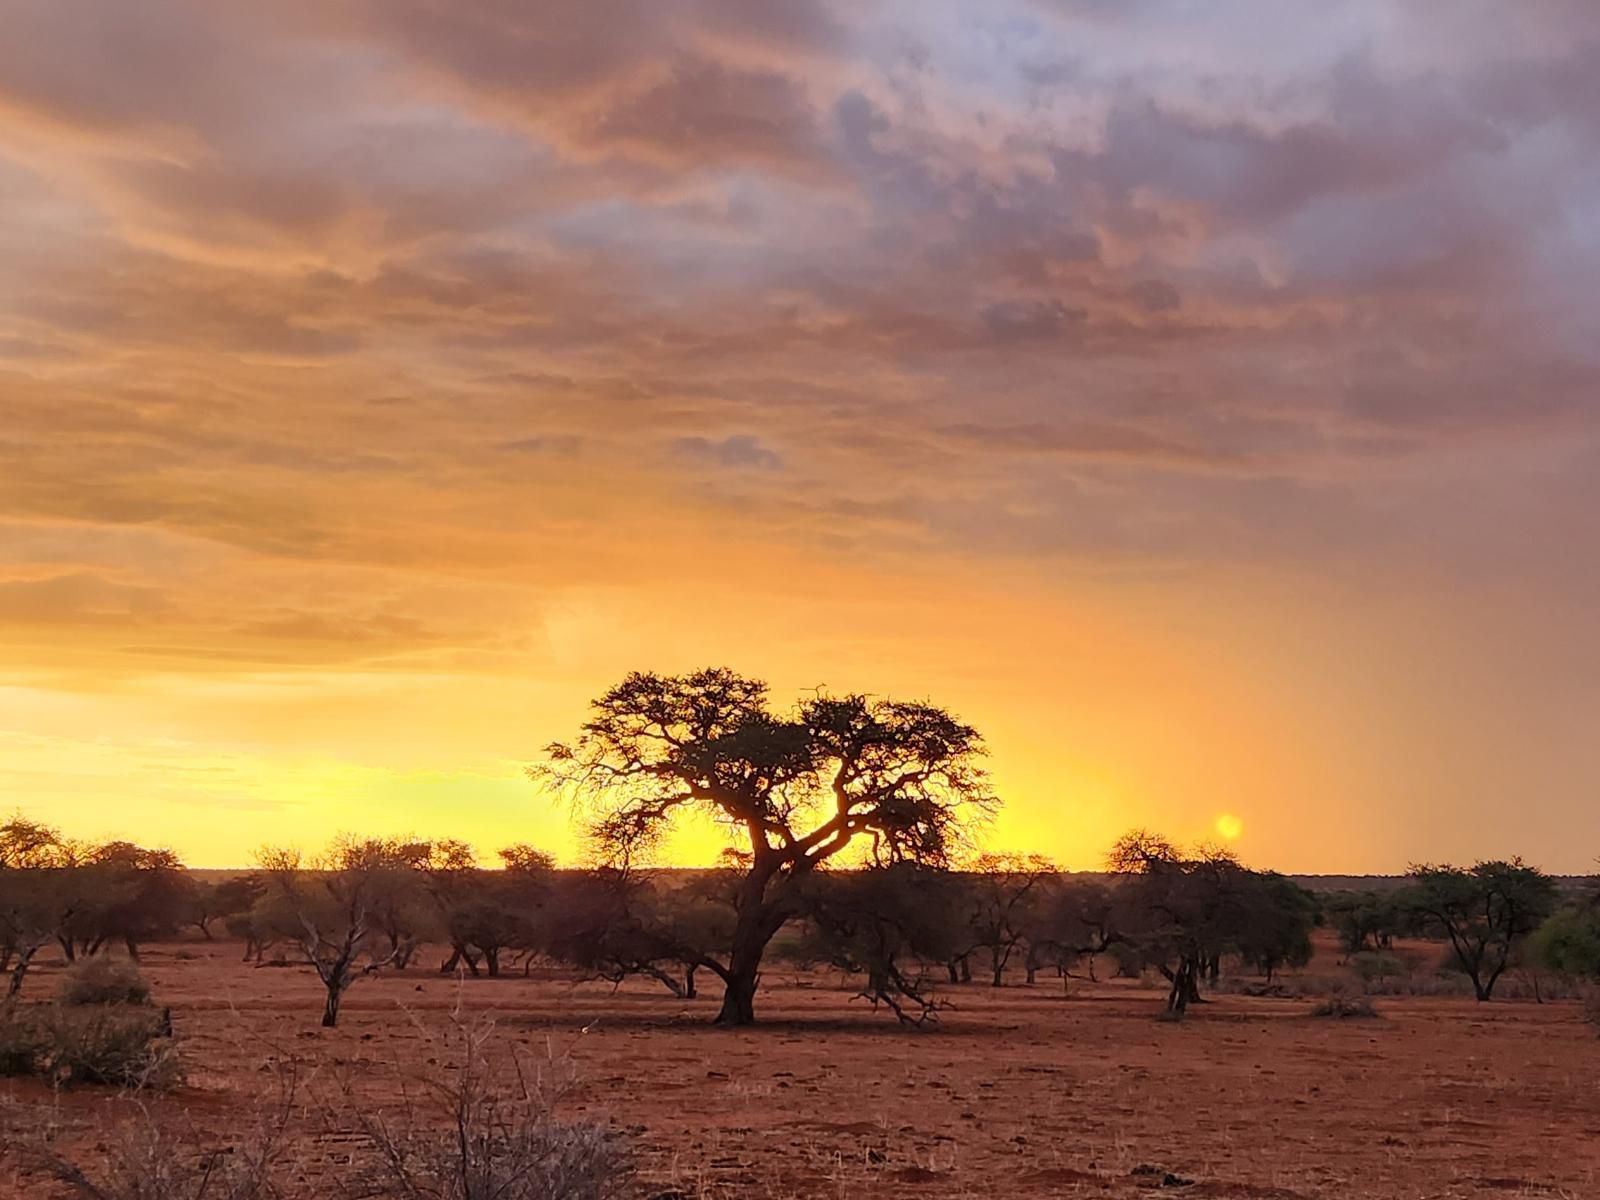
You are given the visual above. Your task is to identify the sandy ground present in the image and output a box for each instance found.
[3,940,1598,1199]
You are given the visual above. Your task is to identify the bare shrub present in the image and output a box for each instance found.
[33,1005,180,1089]
[346,1014,631,1200]
[61,958,153,1007]
[1310,995,1379,1019]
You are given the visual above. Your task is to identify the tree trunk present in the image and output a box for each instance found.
[715,908,773,1026]
[322,982,343,1027]
[5,945,36,1001]
[1166,959,1194,1014]
[484,947,500,978]
[715,963,759,1026]
[684,963,698,999]
[960,956,972,983]
[946,960,960,984]
[713,864,787,1026]
[441,946,481,977]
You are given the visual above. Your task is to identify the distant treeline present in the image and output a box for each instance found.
[4,815,1598,1030]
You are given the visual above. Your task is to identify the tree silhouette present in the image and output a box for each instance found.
[258,839,408,1027]
[535,668,994,1025]
[1108,831,1254,1015]
[0,816,84,1003]
[1405,860,1558,1001]
[962,853,1054,987]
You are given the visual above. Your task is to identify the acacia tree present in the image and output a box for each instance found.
[0,816,85,1003]
[1405,860,1558,1001]
[800,863,960,1025]
[336,837,436,969]
[1324,890,1407,955]
[539,866,726,997]
[1530,876,1600,983]
[70,841,194,961]
[536,668,994,1025]
[1022,878,1120,987]
[259,839,408,1027]
[1109,831,1255,1015]
[1234,873,1316,982]
[963,854,1055,987]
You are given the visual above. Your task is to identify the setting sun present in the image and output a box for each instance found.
[1215,814,1245,842]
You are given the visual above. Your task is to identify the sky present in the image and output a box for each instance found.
[1,0,1598,871]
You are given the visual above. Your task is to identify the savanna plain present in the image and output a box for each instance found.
[4,932,1597,1200]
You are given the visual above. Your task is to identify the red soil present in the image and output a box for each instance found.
[3,940,1597,1198]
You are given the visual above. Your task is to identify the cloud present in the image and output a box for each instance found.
[0,0,1597,623]
[0,573,166,625]
[980,299,1087,342]
[672,435,784,471]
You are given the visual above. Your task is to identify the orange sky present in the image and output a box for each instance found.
[2,1,1599,871]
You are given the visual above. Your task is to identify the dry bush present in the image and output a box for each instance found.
[60,958,153,1007]
[29,1005,180,1089]
[341,1013,632,1200]
[1310,995,1379,1019]
[0,957,175,1088]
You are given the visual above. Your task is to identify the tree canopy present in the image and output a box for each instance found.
[535,668,996,1024]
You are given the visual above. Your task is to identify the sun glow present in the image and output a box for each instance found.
[1214,813,1244,842]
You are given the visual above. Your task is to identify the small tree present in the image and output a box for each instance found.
[1324,890,1407,955]
[962,854,1055,987]
[1405,860,1558,1002]
[1235,873,1317,982]
[1109,831,1255,1015]
[192,873,266,942]
[536,668,995,1025]
[325,837,437,969]
[57,842,193,962]
[1022,878,1120,986]
[1530,890,1600,983]
[800,863,959,1024]
[540,869,654,991]
[0,816,86,1003]
[258,838,407,1027]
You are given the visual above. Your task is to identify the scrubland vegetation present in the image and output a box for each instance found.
[3,670,1599,1197]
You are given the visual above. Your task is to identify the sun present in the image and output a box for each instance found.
[1214,812,1244,842]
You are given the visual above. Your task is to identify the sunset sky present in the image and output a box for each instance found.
[2,1,1598,871]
